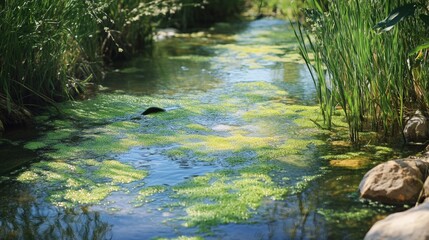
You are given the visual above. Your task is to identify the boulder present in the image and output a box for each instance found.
[142,107,166,115]
[359,159,428,204]
[364,202,429,240]
[421,176,429,200]
[404,110,429,144]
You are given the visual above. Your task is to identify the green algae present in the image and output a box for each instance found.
[95,160,147,184]
[225,156,248,166]
[317,208,379,224]
[185,124,211,132]
[155,236,204,240]
[173,169,286,231]
[183,134,278,153]
[23,128,75,151]
[166,148,188,159]
[62,185,121,205]
[134,186,167,207]
[16,170,39,182]
[24,141,48,150]
[16,159,147,207]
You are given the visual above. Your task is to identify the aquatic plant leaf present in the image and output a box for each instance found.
[373,3,419,32]
[409,41,429,56]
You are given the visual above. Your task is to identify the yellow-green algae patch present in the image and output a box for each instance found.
[173,169,286,231]
[62,185,121,205]
[134,185,167,207]
[16,159,147,207]
[24,141,48,150]
[185,123,211,132]
[321,143,396,169]
[95,160,147,184]
[24,128,75,151]
[154,236,204,240]
[17,170,39,182]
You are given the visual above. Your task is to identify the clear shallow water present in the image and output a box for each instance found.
[0,19,413,240]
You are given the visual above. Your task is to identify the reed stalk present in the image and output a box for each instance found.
[295,0,429,142]
[0,0,182,122]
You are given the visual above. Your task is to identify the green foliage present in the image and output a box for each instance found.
[295,0,429,142]
[168,0,248,30]
[0,0,95,107]
[254,0,306,18]
[0,0,182,119]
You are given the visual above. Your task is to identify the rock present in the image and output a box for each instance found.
[364,202,429,240]
[421,176,429,200]
[359,159,429,204]
[404,110,429,144]
[142,107,166,115]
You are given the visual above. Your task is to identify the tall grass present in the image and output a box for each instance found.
[1,1,95,108]
[0,0,184,126]
[295,0,429,142]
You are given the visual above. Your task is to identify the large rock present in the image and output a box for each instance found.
[421,176,429,200]
[404,110,429,144]
[365,202,429,240]
[359,159,428,204]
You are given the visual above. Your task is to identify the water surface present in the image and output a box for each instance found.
[0,19,411,240]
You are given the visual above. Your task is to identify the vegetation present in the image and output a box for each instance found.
[168,0,248,30]
[295,0,429,142]
[0,0,252,131]
[0,0,158,126]
[254,0,305,18]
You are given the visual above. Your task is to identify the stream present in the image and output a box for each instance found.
[0,19,413,240]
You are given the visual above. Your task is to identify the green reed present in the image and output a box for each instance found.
[1,0,95,108]
[0,0,180,117]
[295,0,428,142]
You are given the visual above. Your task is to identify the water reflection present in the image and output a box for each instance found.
[0,182,112,239]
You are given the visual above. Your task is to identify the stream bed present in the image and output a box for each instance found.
[0,19,415,239]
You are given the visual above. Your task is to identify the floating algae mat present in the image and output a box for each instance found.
[0,19,414,239]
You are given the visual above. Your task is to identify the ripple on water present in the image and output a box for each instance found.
[118,147,219,187]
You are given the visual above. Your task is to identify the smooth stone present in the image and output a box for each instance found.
[142,107,166,115]
[404,110,429,144]
[365,202,429,240]
[359,159,428,204]
[421,176,429,200]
